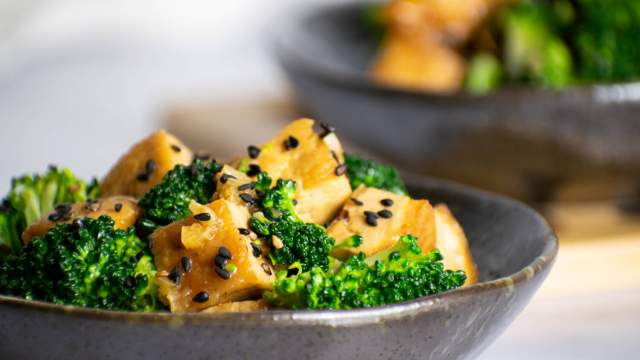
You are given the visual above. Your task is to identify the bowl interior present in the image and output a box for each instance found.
[405,175,553,282]
[274,3,640,204]
[0,176,557,360]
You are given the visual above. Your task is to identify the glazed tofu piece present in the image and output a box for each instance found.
[371,35,465,93]
[150,200,275,313]
[242,119,352,225]
[328,186,436,259]
[434,204,479,285]
[100,130,193,198]
[213,165,260,208]
[22,196,141,244]
[201,300,269,314]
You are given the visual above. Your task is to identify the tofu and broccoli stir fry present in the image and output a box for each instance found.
[0,119,477,313]
[366,0,640,94]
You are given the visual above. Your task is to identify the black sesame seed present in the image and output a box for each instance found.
[215,267,231,280]
[248,145,261,159]
[335,163,348,176]
[114,203,123,212]
[171,144,182,153]
[49,203,72,221]
[364,211,378,227]
[194,212,211,221]
[364,210,378,218]
[261,263,273,275]
[238,182,256,191]
[250,242,262,258]
[218,246,232,259]
[145,159,157,174]
[351,198,364,206]
[48,212,62,221]
[168,267,181,285]
[193,291,210,303]
[48,164,59,172]
[378,209,393,219]
[246,164,262,177]
[214,254,228,269]
[219,173,236,184]
[239,193,257,205]
[136,173,149,182]
[284,135,299,150]
[318,122,335,138]
[238,228,251,236]
[181,256,192,273]
[381,199,394,207]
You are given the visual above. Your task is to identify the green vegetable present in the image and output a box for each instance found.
[571,0,640,82]
[344,154,408,195]
[137,159,222,235]
[250,173,335,272]
[0,216,159,311]
[0,166,98,254]
[264,235,466,310]
[464,53,503,95]
[502,1,573,88]
[500,0,640,86]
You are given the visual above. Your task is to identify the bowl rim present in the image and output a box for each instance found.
[0,174,558,326]
[271,1,640,105]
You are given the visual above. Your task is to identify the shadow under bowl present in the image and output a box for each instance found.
[0,175,557,360]
[273,2,640,203]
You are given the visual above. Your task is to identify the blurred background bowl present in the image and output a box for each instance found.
[274,1,640,204]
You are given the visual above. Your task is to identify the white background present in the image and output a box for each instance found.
[0,1,637,359]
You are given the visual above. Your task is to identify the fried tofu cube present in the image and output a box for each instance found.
[22,196,141,244]
[213,165,260,207]
[100,130,193,198]
[371,35,465,93]
[150,199,275,313]
[243,119,352,225]
[434,204,478,285]
[328,186,436,259]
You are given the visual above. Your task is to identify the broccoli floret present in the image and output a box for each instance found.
[344,154,408,195]
[264,235,466,310]
[0,216,159,311]
[250,173,335,272]
[571,0,640,82]
[464,53,503,95]
[502,0,573,88]
[0,166,98,254]
[137,159,222,235]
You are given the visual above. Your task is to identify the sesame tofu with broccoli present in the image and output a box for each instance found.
[0,119,477,313]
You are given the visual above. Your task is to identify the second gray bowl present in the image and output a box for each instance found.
[274,2,640,203]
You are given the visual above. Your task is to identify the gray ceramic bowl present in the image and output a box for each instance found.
[274,2,640,203]
[0,175,557,360]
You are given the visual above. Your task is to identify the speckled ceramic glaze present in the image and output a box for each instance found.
[0,175,557,360]
[274,2,640,202]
